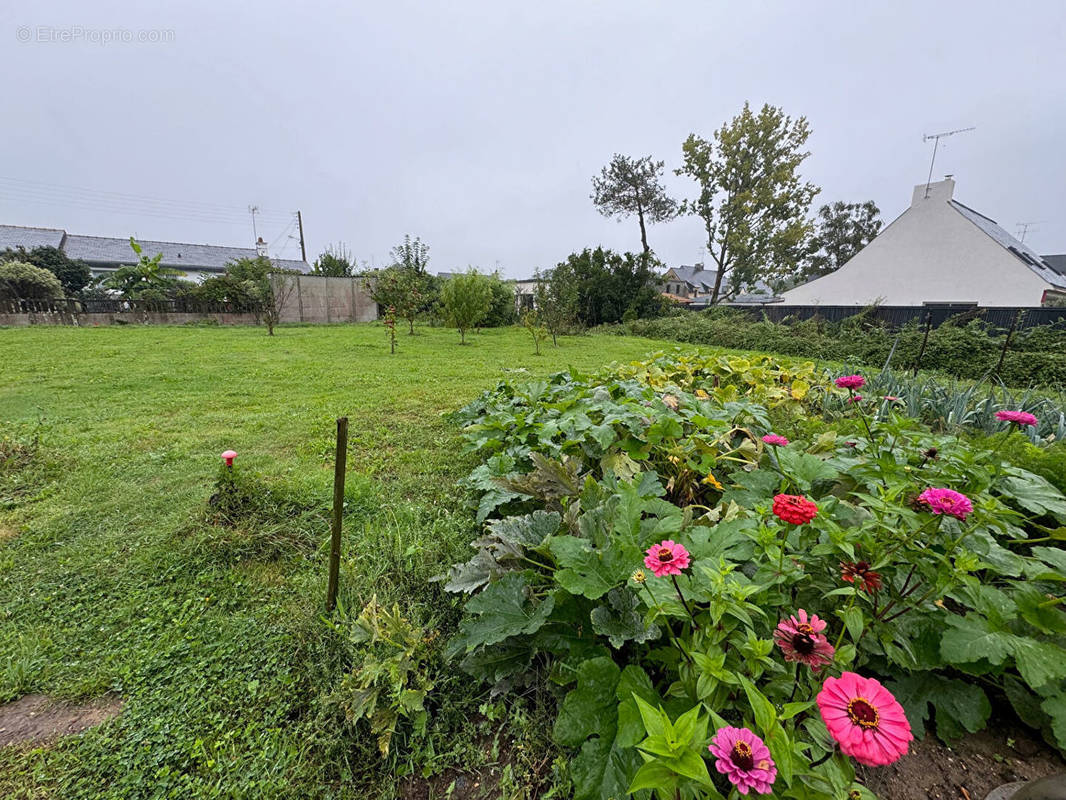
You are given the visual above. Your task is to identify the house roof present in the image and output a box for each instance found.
[1,223,309,273]
[1042,254,1066,278]
[0,224,66,253]
[665,264,718,292]
[62,233,310,273]
[950,202,1066,290]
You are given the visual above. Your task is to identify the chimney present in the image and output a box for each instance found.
[693,262,703,273]
[911,177,955,207]
[256,236,269,257]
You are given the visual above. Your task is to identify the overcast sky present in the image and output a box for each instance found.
[2,1,1063,277]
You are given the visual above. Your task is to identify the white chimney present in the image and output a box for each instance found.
[911,177,955,207]
[256,236,269,257]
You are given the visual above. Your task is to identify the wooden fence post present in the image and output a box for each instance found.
[994,309,1023,376]
[913,313,933,376]
[325,416,348,612]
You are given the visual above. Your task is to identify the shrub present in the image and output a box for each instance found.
[440,270,492,344]
[440,353,1066,800]
[0,260,65,300]
[1,245,91,296]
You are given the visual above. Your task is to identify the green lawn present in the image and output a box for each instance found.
[0,323,686,799]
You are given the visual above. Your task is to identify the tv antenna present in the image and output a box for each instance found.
[1015,220,1045,243]
[922,126,975,197]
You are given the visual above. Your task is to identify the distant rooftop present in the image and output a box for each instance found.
[0,223,310,274]
[949,202,1066,290]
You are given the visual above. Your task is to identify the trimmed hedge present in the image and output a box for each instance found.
[599,308,1066,387]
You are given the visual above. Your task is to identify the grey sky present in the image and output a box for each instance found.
[2,1,1063,277]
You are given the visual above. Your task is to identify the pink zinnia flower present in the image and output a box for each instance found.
[762,433,789,447]
[772,494,818,525]
[817,672,912,767]
[848,394,863,404]
[643,540,690,578]
[882,395,902,403]
[774,610,835,668]
[835,375,865,390]
[916,487,973,521]
[995,410,1038,427]
[708,726,776,795]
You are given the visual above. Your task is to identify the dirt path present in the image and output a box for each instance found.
[0,694,122,748]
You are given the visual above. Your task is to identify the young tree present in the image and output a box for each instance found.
[532,268,576,346]
[591,155,677,255]
[1,246,91,296]
[364,266,433,334]
[312,242,356,277]
[676,103,820,304]
[799,201,883,281]
[261,270,299,336]
[521,309,548,355]
[440,270,491,344]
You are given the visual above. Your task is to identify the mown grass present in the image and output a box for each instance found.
[0,323,687,799]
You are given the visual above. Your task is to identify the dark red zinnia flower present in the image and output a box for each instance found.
[840,561,882,592]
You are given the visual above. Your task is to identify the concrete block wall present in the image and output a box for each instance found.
[274,275,377,324]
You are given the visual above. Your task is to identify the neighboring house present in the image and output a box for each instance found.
[0,224,310,282]
[661,264,719,301]
[513,277,543,312]
[780,179,1066,307]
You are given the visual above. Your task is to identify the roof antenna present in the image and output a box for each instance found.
[1015,221,1045,243]
[921,127,975,198]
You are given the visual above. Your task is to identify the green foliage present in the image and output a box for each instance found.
[365,265,438,334]
[591,154,678,254]
[103,237,187,300]
[444,350,1066,799]
[521,309,548,355]
[440,270,492,344]
[311,242,355,276]
[1,245,91,296]
[483,272,518,327]
[799,201,883,282]
[551,247,668,327]
[605,309,1066,387]
[331,596,438,757]
[0,259,65,300]
[533,267,578,345]
[677,102,820,302]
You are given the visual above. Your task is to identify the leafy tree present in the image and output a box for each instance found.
[1,246,91,296]
[103,237,186,300]
[390,234,430,274]
[521,309,548,355]
[551,248,665,328]
[676,103,820,304]
[195,255,296,334]
[440,270,491,344]
[0,260,65,300]
[799,200,883,281]
[364,266,436,334]
[312,242,356,277]
[533,268,576,346]
[591,155,677,255]
[481,272,518,327]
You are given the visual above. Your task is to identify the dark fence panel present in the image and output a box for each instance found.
[725,304,1066,331]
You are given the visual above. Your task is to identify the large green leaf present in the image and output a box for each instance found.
[549,535,636,600]
[453,572,555,652]
[1010,637,1066,691]
[776,449,838,492]
[939,614,1013,665]
[888,673,991,742]
[1040,693,1066,751]
[1000,472,1066,520]
[590,587,661,649]
[554,657,620,746]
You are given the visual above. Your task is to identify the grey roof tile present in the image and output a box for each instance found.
[0,224,66,253]
[950,202,1066,290]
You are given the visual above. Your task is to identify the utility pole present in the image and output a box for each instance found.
[922,127,975,197]
[297,210,307,263]
[248,205,260,244]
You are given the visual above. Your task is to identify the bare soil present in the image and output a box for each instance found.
[858,719,1065,800]
[0,694,123,748]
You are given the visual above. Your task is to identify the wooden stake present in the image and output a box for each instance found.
[994,309,1022,375]
[326,416,348,612]
[913,313,933,376]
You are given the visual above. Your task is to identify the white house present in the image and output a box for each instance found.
[781,179,1066,307]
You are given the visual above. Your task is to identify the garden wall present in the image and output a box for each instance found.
[0,309,261,327]
[275,275,378,324]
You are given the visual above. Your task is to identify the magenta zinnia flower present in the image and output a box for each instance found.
[773,609,835,668]
[835,375,865,390]
[643,540,690,578]
[817,672,912,767]
[708,726,776,795]
[917,487,973,521]
[848,394,863,404]
[995,410,1038,427]
[762,433,789,447]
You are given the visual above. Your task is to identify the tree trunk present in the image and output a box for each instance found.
[710,266,725,306]
[637,201,649,255]
[408,316,414,335]
[459,327,466,345]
